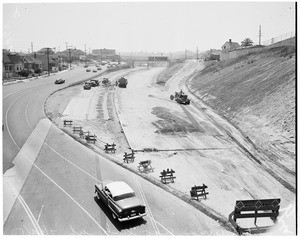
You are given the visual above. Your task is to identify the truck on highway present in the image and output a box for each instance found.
[117,77,128,88]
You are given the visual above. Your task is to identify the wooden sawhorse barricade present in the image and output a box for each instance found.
[73,126,83,134]
[123,150,135,163]
[138,160,154,173]
[159,169,176,184]
[190,184,209,200]
[228,198,281,235]
[85,134,97,144]
[63,119,73,127]
[104,143,116,153]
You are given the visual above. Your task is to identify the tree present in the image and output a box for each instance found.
[241,38,253,47]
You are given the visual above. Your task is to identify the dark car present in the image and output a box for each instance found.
[90,79,99,86]
[97,67,102,70]
[95,181,146,222]
[84,65,89,68]
[83,82,91,90]
[55,78,65,84]
[86,68,91,72]
[93,69,97,73]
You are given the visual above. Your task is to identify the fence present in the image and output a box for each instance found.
[262,31,295,46]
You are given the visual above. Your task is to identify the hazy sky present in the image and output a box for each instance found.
[2,1,295,53]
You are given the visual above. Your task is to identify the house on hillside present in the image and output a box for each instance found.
[60,49,85,60]
[3,52,14,78]
[7,53,24,73]
[22,56,43,71]
[29,53,59,72]
[221,39,240,52]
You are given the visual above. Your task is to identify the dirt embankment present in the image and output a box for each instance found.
[157,63,185,84]
[187,45,295,169]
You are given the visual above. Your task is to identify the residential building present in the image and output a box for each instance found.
[221,39,240,52]
[60,49,85,60]
[22,56,43,71]
[29,53,59,72]
[3,51,14,78]
[7,53,24,73]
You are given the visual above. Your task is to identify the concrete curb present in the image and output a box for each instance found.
[3,118,52,224]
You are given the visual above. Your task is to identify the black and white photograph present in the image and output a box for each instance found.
[2,1,296,235]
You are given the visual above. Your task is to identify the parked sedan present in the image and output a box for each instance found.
[93,69,97,72]
[86,68,91,72]
[95,181,146,222]
[55,78,65,84]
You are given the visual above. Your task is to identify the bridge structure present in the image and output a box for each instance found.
[123,56,170,68]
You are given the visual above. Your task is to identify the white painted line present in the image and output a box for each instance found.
[135,176,174,236]
[37,204,44,223]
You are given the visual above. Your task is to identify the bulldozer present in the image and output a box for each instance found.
[170,90,190,105]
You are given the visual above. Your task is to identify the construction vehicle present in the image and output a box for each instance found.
[102,78,111,87]
[117,77,128,88]
[170,90,190,105]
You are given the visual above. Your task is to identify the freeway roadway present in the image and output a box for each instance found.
[3,65,231,235]
[3,66,103,173]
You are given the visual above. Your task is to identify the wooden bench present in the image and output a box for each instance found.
[73,126,83,134]
[104,143,116,153]
[63,119,73,127]
[228,198,281,235]
[159,169,176,184]
[85,134,97,144]
[138,160,154,173]
[123,150,135,163]
[190,184,209,200]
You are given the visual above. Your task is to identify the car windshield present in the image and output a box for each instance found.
[113,192,135,201]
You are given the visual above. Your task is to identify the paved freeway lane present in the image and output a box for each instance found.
[3,66,105,173]
[4,122,228,235]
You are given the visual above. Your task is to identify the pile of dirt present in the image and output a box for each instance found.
[187,45,295,167]
[151,106,200,134]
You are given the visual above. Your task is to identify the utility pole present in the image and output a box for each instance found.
[65,42,68,50]
[196,47,199,61]
[31,42,33,53]
[45,47,51,76]
[84,44,87,65]
[185,49,187,61]
[258,25,262,46]
[67,46,73,69]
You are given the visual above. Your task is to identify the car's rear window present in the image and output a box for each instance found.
[114,192,135,201]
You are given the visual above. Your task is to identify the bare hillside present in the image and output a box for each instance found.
[187,45,295,174]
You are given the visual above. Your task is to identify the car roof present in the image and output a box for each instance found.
[105,181,134,198]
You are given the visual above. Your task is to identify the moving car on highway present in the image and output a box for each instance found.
[95,181,146,222]
[55,78,65,84]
